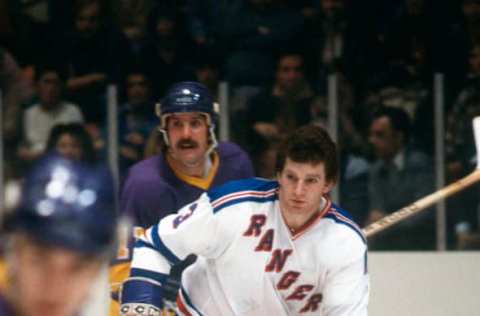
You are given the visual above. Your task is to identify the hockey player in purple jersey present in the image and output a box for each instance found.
[120,124,369,316]
[109,81,254,315]
[121,81,254,227]
[0,155,117,316]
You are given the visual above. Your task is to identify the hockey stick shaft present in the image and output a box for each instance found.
[362,169,480,237]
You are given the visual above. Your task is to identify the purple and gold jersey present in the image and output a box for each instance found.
[109,142,254,315]
[121,142,254,228]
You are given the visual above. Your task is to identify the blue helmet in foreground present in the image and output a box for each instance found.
[3,154,117,255]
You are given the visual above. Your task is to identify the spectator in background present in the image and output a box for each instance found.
[0,49,33,140]
[221,0,304,87]
[109,82,254,315]
[185,0,242,64]
[301,0,383,92]
[117,71,157,170]
[461,0,480,43]
[371,0,435,153]
[245,52,319,178]
[338,144,370,225]
[111,0,155,57]
[444,44,480,246]
[17,65,83,164]
[54,0,131,124]
[139,6,194,99]
[0,47,34,179]
[193,56,220,98]
[367,106,435,250]
[437,0,480,94]
[46,123,97,164]
[446,43,480,179]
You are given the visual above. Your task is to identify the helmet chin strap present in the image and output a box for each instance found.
[205,124,218,157]
[159,126,170,146]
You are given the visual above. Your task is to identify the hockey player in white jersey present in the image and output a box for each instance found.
[120,124,369,316]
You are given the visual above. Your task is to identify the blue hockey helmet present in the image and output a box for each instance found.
[155,81,219,152]
[3,154,117,255]
[155,81,219,128]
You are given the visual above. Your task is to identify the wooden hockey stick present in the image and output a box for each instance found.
[363,116,480,238]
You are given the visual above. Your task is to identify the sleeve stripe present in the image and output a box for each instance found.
[121,277,163,307]
[134,239,158,251]
[207,178,277,202]
[325,210,367,244]
[211,188,276,208]
[130,268,169,284]
[150,224,181,265]
[213,194,277,214]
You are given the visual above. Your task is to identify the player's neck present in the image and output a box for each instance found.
[281,198,326,234]
[283,211,315,232]
[167,154,212,178]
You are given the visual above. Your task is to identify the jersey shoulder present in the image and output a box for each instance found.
[216,142,255,178]
[314,204,367,267]
[123,155,173,188]
[217,141,249,159]
[207,178,278,213]
[127,155,164,179]
[124,156,172,192]
[121,156,176,211]
[323,203,366,245]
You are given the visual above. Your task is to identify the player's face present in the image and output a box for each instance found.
[277,158,333,218]
[8,235,103,316]
[166,112,209,167]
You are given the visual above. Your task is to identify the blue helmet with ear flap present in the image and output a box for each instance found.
[3,154,117,255]
[155,81,219,127]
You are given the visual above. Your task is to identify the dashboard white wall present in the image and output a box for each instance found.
[369,252,480,316]
[80,252,480,316]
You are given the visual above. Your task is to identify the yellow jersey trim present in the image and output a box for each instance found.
[166,152,219,190]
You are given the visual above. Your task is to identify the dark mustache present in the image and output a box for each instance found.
[176,139,198,148]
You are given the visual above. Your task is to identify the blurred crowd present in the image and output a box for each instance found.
[1,0,480,250]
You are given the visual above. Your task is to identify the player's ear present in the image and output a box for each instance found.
[322,180,335,194]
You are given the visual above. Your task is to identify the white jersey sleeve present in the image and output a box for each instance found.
[130,191,235,278]
[121,192,238,313]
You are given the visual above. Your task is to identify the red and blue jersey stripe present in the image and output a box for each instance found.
[208,178,278,213]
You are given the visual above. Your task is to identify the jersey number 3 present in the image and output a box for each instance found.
[172,203,198,228]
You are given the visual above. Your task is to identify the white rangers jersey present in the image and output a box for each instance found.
[128,178,369,315]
